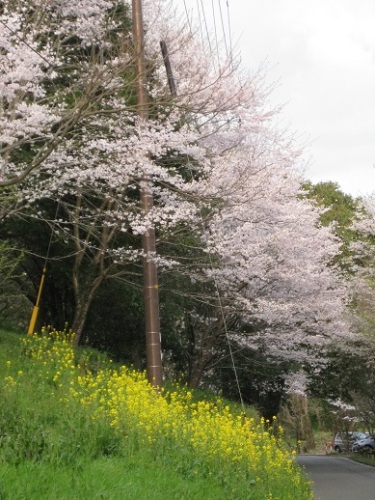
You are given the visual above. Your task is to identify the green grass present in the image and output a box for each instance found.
[0,329,312,499]
[350,453,375,467]
[0,456,238,499]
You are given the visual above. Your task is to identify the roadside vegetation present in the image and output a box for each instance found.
[350,453,375,466]
[0,329,312,499]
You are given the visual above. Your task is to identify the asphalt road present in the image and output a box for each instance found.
[297,455,375,500]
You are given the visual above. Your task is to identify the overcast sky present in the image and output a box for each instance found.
[180,0,375,198]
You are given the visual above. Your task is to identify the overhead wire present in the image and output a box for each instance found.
[180,1,235,70]
[211,0,220,68]
[225,0,233,63]
[27,203,60,334]
[0,18,53,68]
[182,0,193,34]
[198,0,214,63]
[217,0,229,58]
[194,0,206,54]
[168,1,245,409]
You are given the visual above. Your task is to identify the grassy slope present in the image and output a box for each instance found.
[0,330,311,499]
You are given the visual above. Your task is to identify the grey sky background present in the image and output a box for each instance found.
[180,0,375,198]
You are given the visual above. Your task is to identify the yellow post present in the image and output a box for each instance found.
[27,267,46,334]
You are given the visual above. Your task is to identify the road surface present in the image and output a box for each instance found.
[297,454,375,500]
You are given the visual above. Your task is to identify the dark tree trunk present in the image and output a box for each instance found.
[72,274,104,346]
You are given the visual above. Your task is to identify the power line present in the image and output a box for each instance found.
[195,0,207,52]
[225,0,233,62]
[211,0,220,66]
[182,0,193,34]
[199,0,214,59]
[0,17,97,116]
[217,0,229,58]
[27,203,60,335]
[0,18,53,67]
[160,47,246,407]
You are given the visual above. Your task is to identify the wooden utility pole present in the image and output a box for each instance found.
[132,0,163,388]
[160,40,177,97]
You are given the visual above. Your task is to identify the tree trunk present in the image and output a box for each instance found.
[71,274,105,346]
[188,353,210,388]
[302,396,316,451]
[186,313,232,388]
[188,334,218,388]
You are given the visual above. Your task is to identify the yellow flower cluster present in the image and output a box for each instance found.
[104,376,300,484]
[17,331,311,498]
[22,328,75,390]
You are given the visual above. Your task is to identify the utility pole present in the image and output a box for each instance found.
[132,0,163,388]
[160,40,177,97]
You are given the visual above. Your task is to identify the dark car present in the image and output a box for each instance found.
[333,432,368,453]
[352,435,375,453]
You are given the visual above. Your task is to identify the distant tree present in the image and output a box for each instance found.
[302,181,361,266]
[344,196,375,377]
[302,187,375,416]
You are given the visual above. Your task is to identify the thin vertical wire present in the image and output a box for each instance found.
[182,0,193,34]
[195,0,206,51]
[199,0,214,59]
[165,3,244,408]
[211,0,220,67]
[217,0,229,57]
[207,252,246,412]
[226,0,233,63]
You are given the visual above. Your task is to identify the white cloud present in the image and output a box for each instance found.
[180,0,375,196]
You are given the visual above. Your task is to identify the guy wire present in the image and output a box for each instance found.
[207,250,246,412]
[160,32,246,412]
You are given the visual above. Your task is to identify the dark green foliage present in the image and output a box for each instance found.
[302,181,361,267]
[303,181,358,229]
[306,345,366,401]
[83,280,145,368]
[213,344,288,420]
[0,202,76,330]
[0,238,30,331]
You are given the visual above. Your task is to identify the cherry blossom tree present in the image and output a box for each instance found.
[176,158,355,387]
[3,0,268,342]
[0,0,133,186]
[1,0,354,385]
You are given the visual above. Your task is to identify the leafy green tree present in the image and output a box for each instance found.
[302,181,361,265]
[302,183,375,419]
